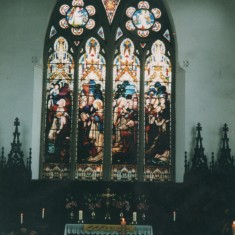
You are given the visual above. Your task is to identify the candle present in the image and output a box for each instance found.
[20,213,23,224]
[232,221,235,235]
[42,208,45,219]
[133,212,137,222]
[121,218,126,235]
[79,210,83,221]
[173,211,176,222]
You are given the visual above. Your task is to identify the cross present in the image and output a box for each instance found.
[102,188,115,220]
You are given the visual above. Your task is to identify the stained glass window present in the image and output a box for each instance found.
[76,37,106,180]
[144,40,172,181]
[42,0,175,181]
[43,37,74,179]
[111,38,140,181]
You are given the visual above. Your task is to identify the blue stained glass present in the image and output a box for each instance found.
[66,7,89,27]
[77,37,106,170]
[45,37,74,166]
[112,39,140,172]
[132,9,154,30]
[144,39,172,181]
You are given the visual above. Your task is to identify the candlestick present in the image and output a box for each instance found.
[78,210,84,224]
[121,218,126,235]
[232,221,235,235]
[79,210,83,220]
[173,211,176,222]
[42,208,45,219]
[20,213,23,224]
[131,212,137,224]
[133,212,137,222]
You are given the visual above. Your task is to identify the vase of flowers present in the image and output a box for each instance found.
[65,194,78,221]
[112,193,131,219]
[136,195,149,222]
[84,193,102,220]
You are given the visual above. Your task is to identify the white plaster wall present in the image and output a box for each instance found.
[0,0,57,178]
[0,0,235,182]
[167,0,235,181]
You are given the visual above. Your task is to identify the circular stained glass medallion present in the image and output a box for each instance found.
[85,19,95,29]
[60,4,70,15]
[71,27,84,35]
[66,7,89,27]
[132,9,154,30]
[59,18,69,29]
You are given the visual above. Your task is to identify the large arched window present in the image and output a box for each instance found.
[40,0,175,182]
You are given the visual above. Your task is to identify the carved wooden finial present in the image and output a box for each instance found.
[222,123,229,150]
[196,123,203,149]
[191,123,208,172]
[13,117,21,145]
[217,123,233,170]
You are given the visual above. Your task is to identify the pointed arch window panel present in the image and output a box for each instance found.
[76,37,106,180]
[111,38,140,181]
[43,37,74,179]
[42,0,175,181]
[144,40,172,181]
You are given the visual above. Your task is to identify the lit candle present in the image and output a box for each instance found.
[79,210,83,221]
[232,221,235,235]
[121,218,126,235]
[173,211,176,222]
[42,208,45,219]
[20,213,23,224]
[133,212,137,222]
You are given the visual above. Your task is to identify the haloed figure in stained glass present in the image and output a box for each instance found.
[46,37,74,163]
[77,37,106,163]
[144,40,171,166]
[112,38,140,163]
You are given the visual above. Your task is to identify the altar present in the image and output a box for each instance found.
[64,224,153,235]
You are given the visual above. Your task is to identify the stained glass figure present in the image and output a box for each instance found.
[60,4,70,15]
[102,0,121,24]
[125,20,135,31]
[72,0,84,7]
[97,27,105,40]
[77,37,106,180]
[111,38,140,181]
[126,7,136,18]
[86,19,95,30]
[133,9,155,29]
[152,22,161,32]
[72,28,83,36]
[138,1,150,9]
[144,39,172,181]
[44,37,74,178]
[59,1,96,36]
[137,30,149,37]
[59,18,69,29]
[151,8,161,19]
[126,1,162,37]
[43,0,175,181]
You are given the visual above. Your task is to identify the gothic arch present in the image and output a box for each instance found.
[40,0,176,182]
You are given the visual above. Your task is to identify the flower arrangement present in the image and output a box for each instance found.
[84,193,102,211]
[65,194,78,210]
[136,194,149,211]
[112,193,131,212]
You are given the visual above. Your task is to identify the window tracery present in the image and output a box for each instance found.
[42,0,175,182]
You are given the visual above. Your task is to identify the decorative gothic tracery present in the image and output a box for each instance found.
[42,0,175,181]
